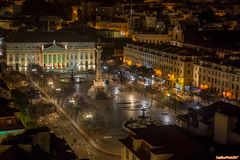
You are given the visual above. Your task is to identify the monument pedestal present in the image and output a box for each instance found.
[93,79,104,88]
[88,79,109,99]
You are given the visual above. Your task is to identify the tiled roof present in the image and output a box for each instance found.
[120,125,206,160]
[5,31,94,43]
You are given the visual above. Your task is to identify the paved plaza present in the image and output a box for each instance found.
[31,72,180,160]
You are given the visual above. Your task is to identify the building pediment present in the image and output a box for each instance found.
[43,41,66,52]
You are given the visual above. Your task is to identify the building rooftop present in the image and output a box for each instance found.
[0,145,33,160]
[5,31,95,43]
[177,101,240,126]
[200,101,240,118]
[1,127,78,160]
[127,42,209,57]
[199,57,240,69]
[120,125,207,160]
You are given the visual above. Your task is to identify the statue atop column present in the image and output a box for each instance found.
[93,45,104,88]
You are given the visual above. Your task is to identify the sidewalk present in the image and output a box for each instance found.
[30,79,121,158]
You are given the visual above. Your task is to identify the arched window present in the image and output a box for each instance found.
[85,55,88,59]
[90,54,93,59]
[9,56,13,61]
[80,55,83,59]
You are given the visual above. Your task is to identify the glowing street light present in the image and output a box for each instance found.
[48,81,53,86]
[84,112,93,120]
[56,88,61,104]
[69,98,75,105]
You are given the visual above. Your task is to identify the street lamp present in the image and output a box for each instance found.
[70,97,80,122]
[165,93,171,111]
[56,88,61,104]
[48,81,54,96]
[69,98,75,105]
[151,75,154,104]
[48,81,53,86]
[84,112,93,120]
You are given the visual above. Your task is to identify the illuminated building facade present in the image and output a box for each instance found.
[193,57,240,100]
[133,33,169,44]
[95,19,129,37]
[123,42,203,91]
[5,32,96,72]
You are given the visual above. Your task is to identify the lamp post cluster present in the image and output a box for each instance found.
[69,97,81,122]
[56,88,61,104]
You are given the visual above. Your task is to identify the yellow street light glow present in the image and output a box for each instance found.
[84,112,93,119]
[48,81,53,85]
[154,69,162,76]
[127,60,132,66]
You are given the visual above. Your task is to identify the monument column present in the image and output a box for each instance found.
[96,46,103,81]
[88,45,107,99]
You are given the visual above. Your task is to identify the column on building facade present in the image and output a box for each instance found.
[7,55,9,65]
[13,54,16,67]
[43,52,45,67]
[56,53,58,69]
[77,52,80,71]
[24,54,26,67]
[93,51,96,70]
[34,52,36,64]
[40,51,43,67]
[51,53,53,69]
[46,54,49,68]
[61,53,63,68]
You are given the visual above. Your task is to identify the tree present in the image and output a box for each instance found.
[11,89,29,110]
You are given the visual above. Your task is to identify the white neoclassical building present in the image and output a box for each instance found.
[5,32,96,72]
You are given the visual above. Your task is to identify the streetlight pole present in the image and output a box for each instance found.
[48,81,54,97]
[69,97,75,117]
[151,75,154,105]
[56,88,61,104]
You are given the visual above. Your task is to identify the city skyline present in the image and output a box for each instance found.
[0,0,240,159]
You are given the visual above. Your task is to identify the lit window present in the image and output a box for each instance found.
[7,119,12,125]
